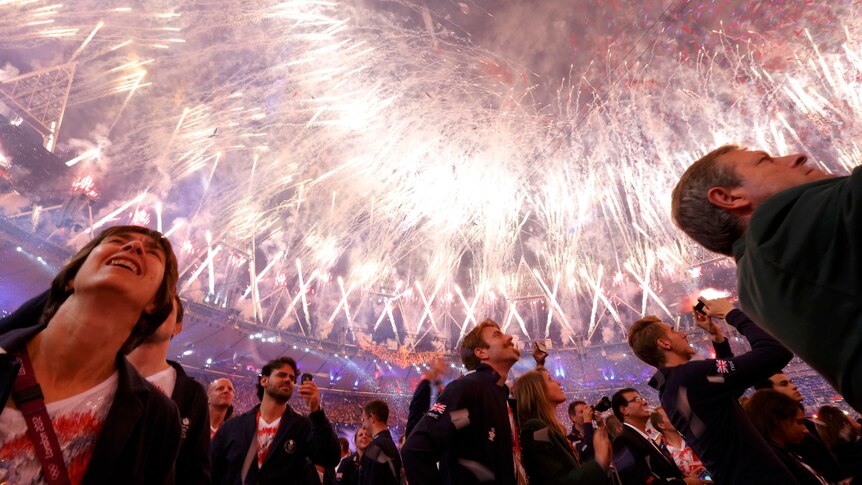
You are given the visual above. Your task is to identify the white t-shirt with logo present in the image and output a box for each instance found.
[145,366,177,397]
[0,372,119,485]
[257,416,281,467]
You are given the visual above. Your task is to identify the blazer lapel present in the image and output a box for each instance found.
[628,427,679,477]
[83,356,144,484]
[263,406,299,468]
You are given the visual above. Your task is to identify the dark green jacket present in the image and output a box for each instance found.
[520,418,609,485]
[734,166,862,412]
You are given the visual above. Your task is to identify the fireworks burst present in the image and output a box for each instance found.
[1,0,860,349]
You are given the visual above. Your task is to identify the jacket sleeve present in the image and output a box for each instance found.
[612,433,685,485]
[144,400,183,485]
[402,378,470,485]
[210,420,230,485]
[580,422,595,462]
[333,455,353,484]
[712,337,734,359]
[521,420,608,485]
[306,409,342,468]
[681,309,794,400]
[176,381,212,485]
[406,379,432,438]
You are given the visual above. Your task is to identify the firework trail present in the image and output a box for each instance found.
[1,0,860,348]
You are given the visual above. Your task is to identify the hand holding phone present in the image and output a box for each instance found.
[298,373,320,412]
[532,341,548,367]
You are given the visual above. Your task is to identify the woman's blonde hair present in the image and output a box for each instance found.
[515,369,566,439]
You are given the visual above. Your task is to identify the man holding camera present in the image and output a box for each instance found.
[627,298,795,484]
[211,356,340,484]
[566,400,596,462]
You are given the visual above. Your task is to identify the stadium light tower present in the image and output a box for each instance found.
[0,22,103,153]
[0,61,77,152]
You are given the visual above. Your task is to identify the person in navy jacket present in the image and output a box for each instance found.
[211,356,340,484]
[402,319,525,485]
[358,399,401,485]
[129,296,211,485]
[628,297,796,484]
[0,225,182,484]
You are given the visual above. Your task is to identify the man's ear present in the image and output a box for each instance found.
[656,336,673,352]
[707,186,751,211]
[474,346,489,361]
[173,322,183,337]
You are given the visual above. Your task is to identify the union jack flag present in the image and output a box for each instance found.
[430,403,447,414]
[716,360,730,374]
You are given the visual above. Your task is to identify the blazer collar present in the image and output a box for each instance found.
[83,354,150,484]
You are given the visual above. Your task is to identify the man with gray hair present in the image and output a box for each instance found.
[672,144,861,411]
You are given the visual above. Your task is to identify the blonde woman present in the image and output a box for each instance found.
[514,369,612,484]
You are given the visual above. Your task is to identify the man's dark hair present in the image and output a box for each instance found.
[41,225,178,355]
[745,389,804,440]
[364,399,390,424]
[256,356,298,401]
[338,437,350,455]
[671,144,745,256]
[753,379,774,390]
[460,319,500,370]
[611,388,638,423]
[568,400,586,417]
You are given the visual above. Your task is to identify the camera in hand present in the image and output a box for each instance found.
[301,373,313,383]
[693,299,707,315]
[594,396,612,413]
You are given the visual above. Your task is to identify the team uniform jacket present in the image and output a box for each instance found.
[401,363,516,485]
[567,423,595,462]
[167,360,211,485]
[334,452,360,485]
[210,402,340,485]
[521,418,609,485]
[787,419,844,483]
[406,378,433,438]
[734,167,862,412]
[648,309,797,484]
[358,429,401,485]
[0,321,182,485]
[612,424,685,484]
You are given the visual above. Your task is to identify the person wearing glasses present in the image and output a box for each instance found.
[627,298,796,484]
[610,389,702,484]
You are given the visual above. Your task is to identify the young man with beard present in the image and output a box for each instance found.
[208,378,235,438]
[335,427,371,485]
[0,225,182,484]
[358,399,401,485]
[628,297,796,484]
[402,319,526,485]
[211,356,341,484]
[128,296,211,485]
